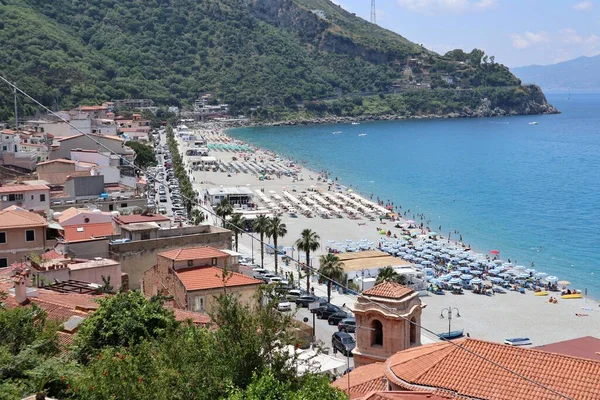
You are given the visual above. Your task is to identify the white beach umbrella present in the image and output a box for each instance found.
[546,276,558,282]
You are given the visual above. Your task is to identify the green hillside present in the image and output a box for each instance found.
[0,0,551,121]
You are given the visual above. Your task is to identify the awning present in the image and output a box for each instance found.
[48,222,64,230]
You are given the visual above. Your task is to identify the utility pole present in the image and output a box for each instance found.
[370,0,376,25]
[13,87,18,129]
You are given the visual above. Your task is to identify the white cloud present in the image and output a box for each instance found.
[396,0,496,15]
[559,28,599,44]
[574,1,593,10]
[511,31,549,49]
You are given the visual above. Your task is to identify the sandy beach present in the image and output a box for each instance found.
[177,122,600,347]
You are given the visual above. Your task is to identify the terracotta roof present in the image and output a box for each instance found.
[78,105,108,111]
[114,214,170,225]
[385,338,600,400]
[0,184,49,193]
[362,282,414,300]
[158,246,229,261]
[535,336,600,361]
[175,266,263,291]
[42,249,66,260]
[358,392,454,400]
[171,308,211,325]
[0,209,47,228]
[332,362,388,399]
[63,224,115,241]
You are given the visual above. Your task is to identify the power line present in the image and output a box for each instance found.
[0,74,572,400]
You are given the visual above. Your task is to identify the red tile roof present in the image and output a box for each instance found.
[0,209,47,228]
[175,266,263,291]
[0,184,50,193]
[535,336,600,361]
[159,247,229,261]
[362,281,414,300]
[358,392,453,400]
[385,338,600,400]
[332,362,388,399]
[36,158,77,166]
[171,308,211,325]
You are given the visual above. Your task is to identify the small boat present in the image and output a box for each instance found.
[534,291,549,296]
[561,293,583,299]
[438,329,464,340]
[529,121,539,125]
[351,122,360,125]
[358,133,367,137]
[333,131,342,135]
[504,337,532,346]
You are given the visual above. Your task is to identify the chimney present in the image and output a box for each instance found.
[13,272,29,304]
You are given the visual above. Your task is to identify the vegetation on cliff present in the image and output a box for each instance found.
[0,0,547,121]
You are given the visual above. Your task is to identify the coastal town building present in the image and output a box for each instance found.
[49,134,134,167]
[0,182,50,212]
[54,207,115,241]
[204,186,254,207]
[141,246,262,313]
[0,129,37,171]
[352,282,423,368]
[333,337,600,399]
[28,256,123,290]
[0,208,57,267]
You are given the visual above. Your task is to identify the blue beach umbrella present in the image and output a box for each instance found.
[460,274,473,281]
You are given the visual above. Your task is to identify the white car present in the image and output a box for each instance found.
[277,301,292,312]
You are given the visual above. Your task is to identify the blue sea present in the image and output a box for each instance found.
[229,94,600,296]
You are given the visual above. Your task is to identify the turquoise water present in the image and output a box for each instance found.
[229,94,600,296]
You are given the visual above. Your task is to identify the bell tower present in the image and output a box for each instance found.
[352,281,423,368]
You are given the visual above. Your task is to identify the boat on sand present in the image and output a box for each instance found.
[534,291,549,296]
[562,293,583,299]
[438,329,464,340]
[504,337,532,346]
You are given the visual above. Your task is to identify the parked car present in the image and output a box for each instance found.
[338,318,356,333]
[276,301,292,312]
[316,303,341,319]
[309,298,329,313]
[261,273,277,283]
[328,311,350,325]
[295,295,320,308]
[332,332,355,356]
[159,195,168,202]
[286,289,303,301]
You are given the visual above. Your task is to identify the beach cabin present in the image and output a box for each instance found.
[205,186,254,207]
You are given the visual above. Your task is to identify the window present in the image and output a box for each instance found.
[0,232,5,244]
[410,317,417,345]
[31,195,34,200]
[25,230,35,242]
[187,260,194,267]
[371,319,383,346]
[192,296,205,312]
[40,194,46,202]
[211,257,217,266]
[8,194,23,202]
[0,258,7,268]
[76,227,84,232]
[2,146,6,151]
[141,232,150,240]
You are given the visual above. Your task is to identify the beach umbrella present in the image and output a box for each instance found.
[518,272,530,279]
[525,268,536,274]
[421,260,433,266]
[429,231,438,237]
[471,278,483,285]
[460,274,473,281]
[490,250,500,255]
[535,272,548,278]
[449,278,461,284]
[451,271,461,277]
[490,277,504,283]
[546,276,558,282]
[558,280,571,286]
[459,260,469,265]
[471,270,482,275]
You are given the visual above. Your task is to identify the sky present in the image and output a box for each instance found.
[332,0,600,67]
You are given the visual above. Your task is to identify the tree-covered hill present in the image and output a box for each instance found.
[0,0,552,121]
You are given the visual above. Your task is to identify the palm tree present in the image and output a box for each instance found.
[227,213,246,251]
[318,254,345,303]
[266,216,287,275]
[295,229,321,293]
[376,266,406,285]
[252,215,270,268]
[215,198,233,227]
[190,208,205,225]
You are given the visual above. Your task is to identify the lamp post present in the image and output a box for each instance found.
[439,306,461,339]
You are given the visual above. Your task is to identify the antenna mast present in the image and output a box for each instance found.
[370,0,376,24]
